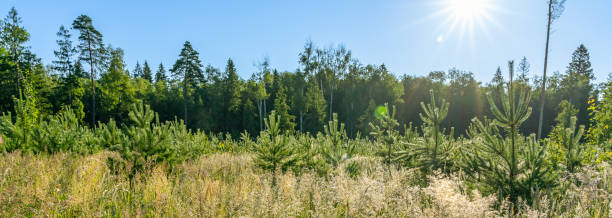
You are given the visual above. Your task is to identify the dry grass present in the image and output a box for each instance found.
[0,151,609,217]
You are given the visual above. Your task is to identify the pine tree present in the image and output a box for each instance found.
[170,41,203,126]
[398,90,454,172]
[254,111,297,186]
[490,66,505,104]
[357,99,377,134]
[560,44,594,127]
[72,14,105,127]
[304,79,326,133]
[461,61,554,210]
[98,47,135,123]
[52,25,84,118]
[72,61,88,78]
[518,56,530,83]
[155,62,167,83]
[133,61,142,78]
[224,58,241,113]
[0,7,30,104]
[223,58,242,133]
[538,0,567,140]
[273,85,295,132]
[52,25,75,76]
[142,60,152,82]
[241,79,260,135]
[491,66,504,87]
[369,103,400,172]
[549,101,585,173]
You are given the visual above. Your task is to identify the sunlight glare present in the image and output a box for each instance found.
[430,0,499,46]
[447,0,490,22]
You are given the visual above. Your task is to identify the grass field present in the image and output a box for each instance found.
[0,151,609,217]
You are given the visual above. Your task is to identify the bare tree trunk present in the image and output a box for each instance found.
[87,39,96,128]
[537,0,553,140]
[263,99,267,130]
[299,110,303,133]
[320,79,324,99]
[300,87,304,133]
[183,75,188,127]
[329,80,333,121]
[257,99,263,131]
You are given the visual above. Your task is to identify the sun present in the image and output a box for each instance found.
[430,0,499,43]
[446,0,491,22]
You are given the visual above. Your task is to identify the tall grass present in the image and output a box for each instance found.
[0,151,609,217]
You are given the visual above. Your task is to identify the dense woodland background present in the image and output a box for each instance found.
[0,7,605,140]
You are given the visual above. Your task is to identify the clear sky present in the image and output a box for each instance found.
[2,0,611,83]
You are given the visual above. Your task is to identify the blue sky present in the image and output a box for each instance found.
[2,0,611,83]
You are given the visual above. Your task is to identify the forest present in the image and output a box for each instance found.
[0,4,611,217]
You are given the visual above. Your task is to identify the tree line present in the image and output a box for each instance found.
[0,7,602,139]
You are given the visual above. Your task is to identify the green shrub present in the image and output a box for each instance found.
[549,116,585,173]
[460,61,555,210]
[321,113,355,167]
[254,111,298,185]
[369,103,400,170]
[396,90,455,172]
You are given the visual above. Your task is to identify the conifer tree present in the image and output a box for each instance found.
[560,44,594,127]
[72,14,105,127]
[518,56,530,83]
[72,61,88,78]
[52,25,75,76]
[133,61,142,78]
[224,59,241,113]
[223,58,242,133]
[142,61,152,82]
[170,41,203,126]
[491,66,504,87]
[304,79,326,133]
[461,61,554,210]
[254,111,297,186]
[538,0,567,140]
[273,85,295,131]
[155,62,167,83]
[550,101,585,173]
[98,47,135,122]
[241,79,260,135]
[0,7,29,91]
[52,25,84,118]
[398,90,454,172]
[369,103,399,171]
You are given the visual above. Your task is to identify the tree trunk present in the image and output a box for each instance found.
[263,99,267,130]
[258,99,263,131]
[537,0,553,140]
[320,79,324,99]
[329,80,333,121]
[87,38,96,128]
[299,110,303,133]
[300,87,304,133]
[183,75,188,127]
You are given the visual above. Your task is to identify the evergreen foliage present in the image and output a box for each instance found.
[142,60,152,82]
[72,14,105,127]
[254,111,297,185]
[461,61,555,210]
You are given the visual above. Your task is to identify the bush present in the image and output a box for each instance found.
[460,61,555,210]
